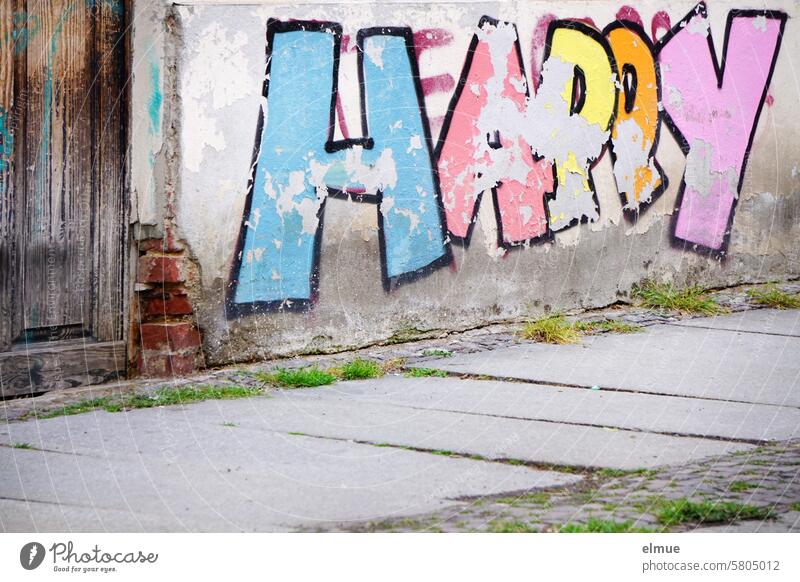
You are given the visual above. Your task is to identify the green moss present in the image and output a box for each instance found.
[386,326,427,344]
[597,468,631,478]
[728,481,759,493]
[747,459,775,467]
[422,349,453,358]
[496,492,551,507]
[11,442,34,449]
[404,368,448,378]
[574,319,642,334]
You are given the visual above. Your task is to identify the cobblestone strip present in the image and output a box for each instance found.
[323,440,800,533]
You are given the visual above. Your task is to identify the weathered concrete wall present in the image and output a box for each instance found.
[143,1,799,365]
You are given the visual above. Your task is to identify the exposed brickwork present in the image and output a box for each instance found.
[143,293,193,317]
[134,228,204,378]
[137,255,185,284]
[139,352,200,377]
[140,322,201,351]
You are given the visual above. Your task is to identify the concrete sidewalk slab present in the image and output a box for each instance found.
[1,396,753,472]
[0,498,208,533]
[287,376,800,442]
[124,396,753,469]
[0,412,578,532]
[672,308,800,337]
[428,324,800,407]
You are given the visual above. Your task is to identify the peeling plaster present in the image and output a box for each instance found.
[612,117,659,209]
[684,138,739,199]
[182,22,253,172]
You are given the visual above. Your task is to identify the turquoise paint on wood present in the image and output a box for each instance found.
[149,62,163,134]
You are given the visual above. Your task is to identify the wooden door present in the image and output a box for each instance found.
[0,0,127,397]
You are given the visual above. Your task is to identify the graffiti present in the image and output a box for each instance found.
[230,20,450,314]
[604,20,668,213]
[436,17,618,239]
[435,17,553,247]
[229,2,788,313]
[656,4,786,252]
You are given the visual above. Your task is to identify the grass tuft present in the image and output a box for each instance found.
[522,315,641,344]
[559,518,654,533]
[746,285,800,309]
[520,314,581,344]
[791,502,800,512]
[633,281,726,315]
[404,368,448,378]
[655,498,775,526]
[11,442,34,449]
[259,367,337,388]
[335,359,384,381]
[34,384,263,419]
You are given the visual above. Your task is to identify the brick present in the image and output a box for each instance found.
[167,352,199,376]
[140,322,201,351]
[138,352,199,377]
[138,353,170,377]
[140,323,168,351]
[144,294,193,317]
[137,230,184,253]
[169,323,202,350]
[138,255,185,284]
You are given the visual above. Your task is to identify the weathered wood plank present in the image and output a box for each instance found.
[0,2,15,350]
[0,339,126,397]
[22,0,94,335]
[94,0,127,342]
